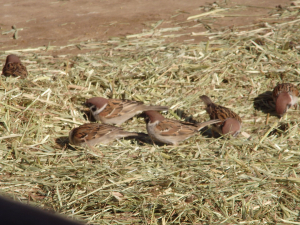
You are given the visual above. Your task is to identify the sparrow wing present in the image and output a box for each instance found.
[73,123,119,142]
[156,119,198,137]
[200,95,241,123]
[2,62,28,78]
[70,123,138,146]
[273,83,299,99]
[207,104,241,123]
[99,99,144,118]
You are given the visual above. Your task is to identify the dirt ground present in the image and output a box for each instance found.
[0,0,290,55]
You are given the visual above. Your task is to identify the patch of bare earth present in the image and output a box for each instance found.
[0,0,290,55]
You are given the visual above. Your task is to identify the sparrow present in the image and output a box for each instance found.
[69,123,139,146]
[85,97,169,125]
[200,95,242,137]
[272,83,298,117]
[2,54,28,78]
[144,110,221,146]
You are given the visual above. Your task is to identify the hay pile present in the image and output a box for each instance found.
[0,2,300,224]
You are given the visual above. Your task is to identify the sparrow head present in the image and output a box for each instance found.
[221,118,241,137]
[275,92,292,117]
[85,97,108,112]
[5,54,21,64]
[144,110,165,123]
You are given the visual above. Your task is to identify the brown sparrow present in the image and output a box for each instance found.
[69,123,139,146]
[2,54,28,78]
[144,110,221,146]
[85,97,169,125]
[200,95,242,137]
[272,83,298,117]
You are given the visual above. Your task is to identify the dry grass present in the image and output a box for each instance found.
[1,2,300,224]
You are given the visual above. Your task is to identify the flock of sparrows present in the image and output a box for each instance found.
[2,54,299,147]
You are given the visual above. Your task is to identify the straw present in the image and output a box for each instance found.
[0,2,300,224]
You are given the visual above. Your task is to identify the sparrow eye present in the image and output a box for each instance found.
[91,106,97,112]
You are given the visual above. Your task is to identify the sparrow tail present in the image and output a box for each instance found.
[120,131,140,137]
[145,105,169,112]
[200,95,213,106]
[196,119,222,130]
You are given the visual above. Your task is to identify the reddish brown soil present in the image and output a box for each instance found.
[0,0,289,55]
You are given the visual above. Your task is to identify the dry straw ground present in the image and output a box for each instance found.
[1,2,300,224]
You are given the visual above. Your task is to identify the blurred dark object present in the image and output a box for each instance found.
[0,195,83,225]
